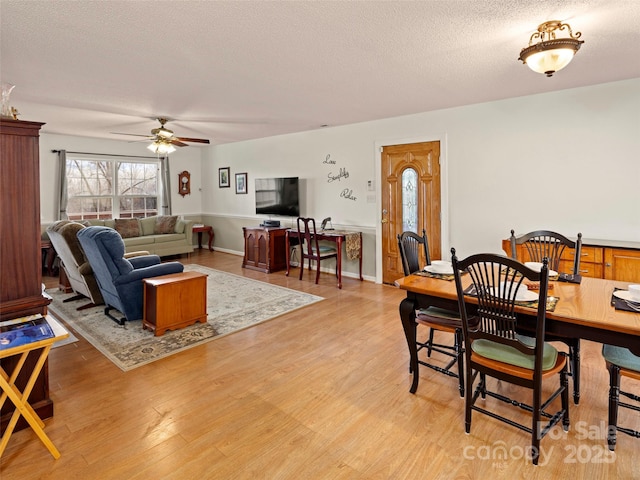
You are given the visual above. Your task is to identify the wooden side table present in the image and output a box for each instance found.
[0,315,69,459]
[192,225,214,251]
[40,240,57,276]
[142,271,208,336]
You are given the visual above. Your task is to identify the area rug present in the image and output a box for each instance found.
[47,264,323,371]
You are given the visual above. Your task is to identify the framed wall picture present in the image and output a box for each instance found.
[219,167,230,188]
[235,172,248,194]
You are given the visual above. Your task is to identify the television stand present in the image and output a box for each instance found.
[242,226,288,273]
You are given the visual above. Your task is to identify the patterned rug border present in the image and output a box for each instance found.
[47,265,324,371]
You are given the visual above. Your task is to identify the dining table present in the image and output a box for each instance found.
[396,272,640,394]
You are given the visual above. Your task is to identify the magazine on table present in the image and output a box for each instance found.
[0,315,54,350]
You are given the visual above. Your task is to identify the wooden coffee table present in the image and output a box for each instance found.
[142,271,208,336]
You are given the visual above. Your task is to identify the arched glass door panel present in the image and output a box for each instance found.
[402,168,418,233]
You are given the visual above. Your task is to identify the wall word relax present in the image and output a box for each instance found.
[340,188,357,201]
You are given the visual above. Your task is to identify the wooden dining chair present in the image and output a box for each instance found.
[510,229,583,405]
[296,217,338,284]
[451,251,569,465]
[601,344,640,451]
[397,230,465,397]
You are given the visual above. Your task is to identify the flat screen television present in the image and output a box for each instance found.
[255,177,300,217]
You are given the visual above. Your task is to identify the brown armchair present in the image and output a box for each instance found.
[47,221,104,309]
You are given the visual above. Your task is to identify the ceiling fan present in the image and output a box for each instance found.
[113,117,210,153]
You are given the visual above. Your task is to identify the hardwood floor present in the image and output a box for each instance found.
[2,250,639,479]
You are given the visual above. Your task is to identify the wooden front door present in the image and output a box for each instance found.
[381,141,442,284]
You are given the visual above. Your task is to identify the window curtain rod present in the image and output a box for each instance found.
[51,149,163,160]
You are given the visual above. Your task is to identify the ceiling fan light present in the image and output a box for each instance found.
[147,141,176,154]
[518,20,584,77]
[157,128,173,139]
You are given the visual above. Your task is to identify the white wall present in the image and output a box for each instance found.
[38,79,640,280]
[201,78,640,267]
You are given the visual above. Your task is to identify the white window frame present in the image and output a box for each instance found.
[65,153,161,220]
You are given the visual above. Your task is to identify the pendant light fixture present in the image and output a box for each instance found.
[518,20,584,77]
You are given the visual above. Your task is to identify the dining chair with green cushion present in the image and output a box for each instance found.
[451,250,569,466]
[510,229,583,405]
[296,217,338,285]
[602,344,640,451]
[397,230,466,397]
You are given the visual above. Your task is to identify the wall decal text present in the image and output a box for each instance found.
[340,188,357,201]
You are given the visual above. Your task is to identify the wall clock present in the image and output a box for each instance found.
[178,171,191,197]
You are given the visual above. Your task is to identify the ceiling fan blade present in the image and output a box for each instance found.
[111,132,154,138]
[176,137,211,144]
[171,139,189,147]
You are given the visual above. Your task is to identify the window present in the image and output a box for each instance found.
[65,155,159,220]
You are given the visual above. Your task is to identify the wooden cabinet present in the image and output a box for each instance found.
[504,239,589,276]
[504,236,640,281]
[560,245,604,278]
[604,248,640,283]
[0,119,52,432]
[143,272,208,336]
[242,226,288,273]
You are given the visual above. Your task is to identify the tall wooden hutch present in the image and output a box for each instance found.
[0,118,53,431]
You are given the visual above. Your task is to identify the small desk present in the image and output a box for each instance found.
[192,225,214,251]
[285,229,363,289]
[0,315,69,459]
[396,274,640,394]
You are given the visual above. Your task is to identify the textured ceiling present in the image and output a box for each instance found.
[1,0,639,146]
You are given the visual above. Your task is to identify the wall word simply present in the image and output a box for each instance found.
[327,167,349,183]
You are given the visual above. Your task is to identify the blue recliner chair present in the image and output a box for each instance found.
[77,226,184,324]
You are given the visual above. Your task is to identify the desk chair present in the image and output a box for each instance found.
[452,251,569,465]
[296,217,338,285]
[602,345,640,451]
[510,229,583,405]
[397,230,465,397]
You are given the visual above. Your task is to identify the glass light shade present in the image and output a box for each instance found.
[525,48,575,76]
[156,128,173,139]
[147,141,176,154]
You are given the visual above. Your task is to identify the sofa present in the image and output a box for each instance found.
[84,215,194,257]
